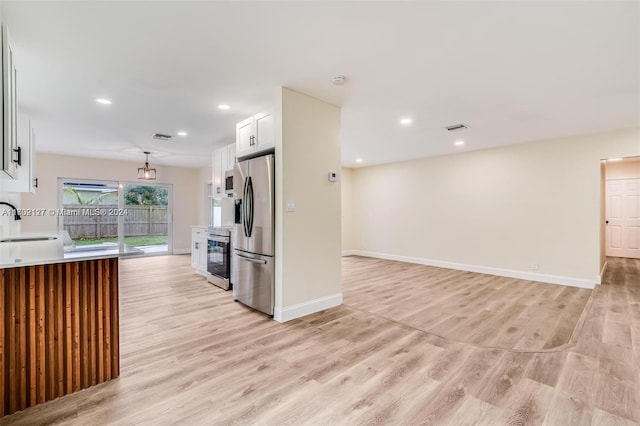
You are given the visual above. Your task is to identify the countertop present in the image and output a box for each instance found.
[0,232,138,269]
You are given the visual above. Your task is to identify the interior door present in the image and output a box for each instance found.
[606,178,640,258]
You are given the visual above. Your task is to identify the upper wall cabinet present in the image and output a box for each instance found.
[0,23,36,193]
[235,111,274,159]
[2,24,19,179]
[3,114,37,193]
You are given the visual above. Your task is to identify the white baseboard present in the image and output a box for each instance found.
[597,262,608,285]
[350,250,597,290]
[342,250,358,256]
[173,248,191,255]
[274,293,343,323]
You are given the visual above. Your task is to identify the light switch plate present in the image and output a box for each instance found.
[286,200,296,212]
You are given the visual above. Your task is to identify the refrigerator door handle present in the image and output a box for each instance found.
[242,178,249,237]
[247,176,254,238]
[235,253,267,265]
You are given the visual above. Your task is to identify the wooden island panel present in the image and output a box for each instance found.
[0,257,119,417]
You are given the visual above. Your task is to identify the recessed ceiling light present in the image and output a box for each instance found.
[95,98,112,105]
[399,118,412,125]
[177,131,188,137]
[454,140,465,146]
[355,158,363,163]
[607,158,623,162]
[218,104,231,110]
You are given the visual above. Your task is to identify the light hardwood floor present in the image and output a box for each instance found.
[1,255,638,425]
[343,257,592,351]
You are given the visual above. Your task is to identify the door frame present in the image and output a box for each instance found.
[601,156,640,267]
[605,177,640,259]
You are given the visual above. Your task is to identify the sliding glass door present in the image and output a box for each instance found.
[60,180,119,255]
[59,179,172,256]
[122,183,171,254]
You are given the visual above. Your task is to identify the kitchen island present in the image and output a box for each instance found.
[0,234,121,417]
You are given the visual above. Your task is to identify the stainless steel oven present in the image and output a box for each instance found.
[207,227,232,290]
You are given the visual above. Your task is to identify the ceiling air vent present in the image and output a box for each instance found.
[153,133,173,141]
[444,123,469,131]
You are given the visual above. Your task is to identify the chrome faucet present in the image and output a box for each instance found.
[0,202,21,220]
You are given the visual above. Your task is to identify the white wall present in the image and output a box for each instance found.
[274,87,342,321]
[346,127,640,287]
[600,161,606,271]
[341,167,357,253]
[20,153,200,252]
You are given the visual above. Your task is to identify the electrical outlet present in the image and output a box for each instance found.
[531,263,539,272]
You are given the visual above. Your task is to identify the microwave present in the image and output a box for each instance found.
[224,170,234,195]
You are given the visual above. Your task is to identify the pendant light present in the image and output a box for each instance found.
[137,151,156,180]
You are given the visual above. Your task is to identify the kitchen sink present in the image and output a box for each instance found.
[0,236,58,243]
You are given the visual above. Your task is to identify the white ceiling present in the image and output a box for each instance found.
[3,1,639,168]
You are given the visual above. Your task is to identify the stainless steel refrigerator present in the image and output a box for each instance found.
[233,153,275,315]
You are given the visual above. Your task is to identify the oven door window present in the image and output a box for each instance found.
[207,239,229,278]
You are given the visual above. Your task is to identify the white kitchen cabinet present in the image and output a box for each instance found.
[212,148,225,196]
[227,143,236,169]
[191,227,208,275]
[2,24,19,179]
[235,111,274,159]
[2,114,37,193]
[254,112,274,152]
[236,116,253,157]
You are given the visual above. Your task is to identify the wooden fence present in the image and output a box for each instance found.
[62,204,168,239]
